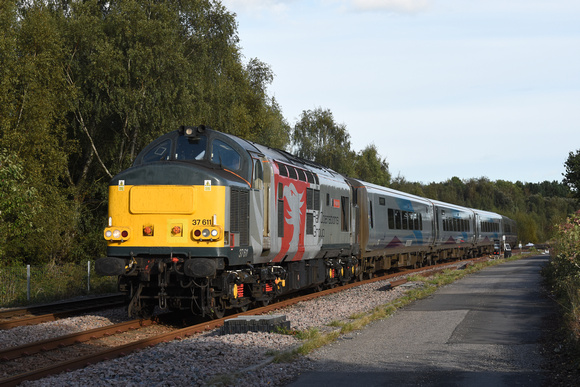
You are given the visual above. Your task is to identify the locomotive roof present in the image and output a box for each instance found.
[223,130,342,178]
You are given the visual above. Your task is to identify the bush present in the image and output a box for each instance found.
[544,210,580,338]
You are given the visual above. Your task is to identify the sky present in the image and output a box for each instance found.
[222,0,580,184]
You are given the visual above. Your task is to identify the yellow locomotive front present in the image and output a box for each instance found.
[104,183,226,251]
[96,126,268,318]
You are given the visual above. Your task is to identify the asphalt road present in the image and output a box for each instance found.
[286,255,555,387]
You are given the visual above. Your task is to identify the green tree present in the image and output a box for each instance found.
[0,1,77,264]
[0,151,40,263]
[353,144,391,186]
[0,0,291,264]
[564,150,580,202]
[389,174,426,197]
[291,108,355,176]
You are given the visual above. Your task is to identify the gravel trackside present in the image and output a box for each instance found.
[9,267,462,386]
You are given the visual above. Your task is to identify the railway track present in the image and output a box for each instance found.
[0,259,479,386]
[0,294,126,330]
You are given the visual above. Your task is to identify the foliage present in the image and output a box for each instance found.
[0,0,290,265]
[543,211,580,343]
[0,1,77,264]
[353,144,391,186]
[291,107,391,186]
[0,151,40,263]
[291,107,356,176]
[564,149,580,202]
[0,1,576,267]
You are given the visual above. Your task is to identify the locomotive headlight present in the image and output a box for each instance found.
[192,226,222,241]
[104,227,130,241]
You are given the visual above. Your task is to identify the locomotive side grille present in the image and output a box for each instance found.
[314,190,320,211]
[277,199,284,238]
[230,189,249,245]
[306,213,314,235]
[306,188,313,210]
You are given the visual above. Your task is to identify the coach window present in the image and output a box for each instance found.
[394,210,401,229]
[402,211,409,230]
[388,208,395,229]
[370,200,374,228]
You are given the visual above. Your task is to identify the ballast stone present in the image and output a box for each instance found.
[221,315,290,335]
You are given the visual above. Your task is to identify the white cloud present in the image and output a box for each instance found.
[349,0,432,13]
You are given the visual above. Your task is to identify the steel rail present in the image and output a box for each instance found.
[0,295,126,330]
[0,318,154,361]
[0,258,481,387]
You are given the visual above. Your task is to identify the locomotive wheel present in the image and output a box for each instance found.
[138,302,155,319]
[211,298,226,319]
[258,299,270,307]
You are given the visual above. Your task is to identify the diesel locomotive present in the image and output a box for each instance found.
[96,125,517,318]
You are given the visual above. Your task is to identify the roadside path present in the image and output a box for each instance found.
[286,255,554,387]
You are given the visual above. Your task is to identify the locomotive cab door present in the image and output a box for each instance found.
[252,155,273,255]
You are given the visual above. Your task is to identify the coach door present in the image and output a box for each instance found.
[252,155,273,254]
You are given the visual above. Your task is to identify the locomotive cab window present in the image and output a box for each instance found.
[175,135,207,161]
[142,139,172,163]
[211,139,241,170]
